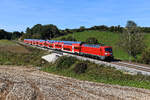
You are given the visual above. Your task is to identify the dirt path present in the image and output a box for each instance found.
[0,66,150,100]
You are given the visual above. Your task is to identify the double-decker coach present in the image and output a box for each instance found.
[61,41,81,53]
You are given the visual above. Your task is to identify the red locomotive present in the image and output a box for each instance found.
[24,39,113,60]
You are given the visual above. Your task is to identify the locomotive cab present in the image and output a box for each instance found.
[103,46,113,60]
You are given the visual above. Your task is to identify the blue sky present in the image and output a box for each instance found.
[0,0,150,32]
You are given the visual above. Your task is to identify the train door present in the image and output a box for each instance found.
[100,48,103,56]
[54,44,55,49]
[62,44,64,50]
[72,46,74,53]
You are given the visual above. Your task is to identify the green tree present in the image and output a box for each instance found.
[141,48,150,64]
[24,24,60,39]
[31,24,42,34]
[0,29,12,40]
[119,21,145,59]
[40,24,60,39]
[26,27,32,34]
[79,26,85,32]
[12,31,22,39]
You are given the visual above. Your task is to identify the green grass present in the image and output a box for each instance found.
[54,30,150,60]
[0,39,16,46]
[41,57,150,89]
[144,34,150,47]
[0,40,49,66]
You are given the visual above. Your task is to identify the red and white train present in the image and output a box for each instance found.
[24,39,113,60]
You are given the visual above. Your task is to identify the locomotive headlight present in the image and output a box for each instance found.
[105,53,108,55]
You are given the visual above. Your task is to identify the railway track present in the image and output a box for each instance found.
[18,41,150,76]
[112,62,150,73]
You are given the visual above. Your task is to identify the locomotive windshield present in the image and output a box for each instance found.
[105,48,112,52]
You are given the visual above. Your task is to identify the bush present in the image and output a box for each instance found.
[85,37,99,44]
[55,56,77,69]
[141,48,150,64]
[74,61,88,74]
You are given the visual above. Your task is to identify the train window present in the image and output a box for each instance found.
[105,48,112,52]
[83,44,100,48]
[55,45,61,47]
[64,48,70,51]
[74,47,79,49]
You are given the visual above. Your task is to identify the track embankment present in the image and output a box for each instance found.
[0,66,150,100]
[18,41,150,76]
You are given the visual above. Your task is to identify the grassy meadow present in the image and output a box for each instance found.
[0,40,49,66]
[54,30,150,60]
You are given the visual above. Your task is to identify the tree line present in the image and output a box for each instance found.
[1,23,150,40]
[0,29,23,40]
[60,25,150,35]
[22,24,150,40]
